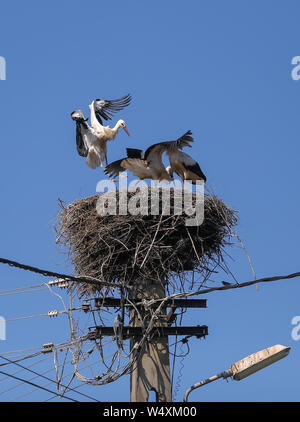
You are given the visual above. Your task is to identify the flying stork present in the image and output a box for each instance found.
[71,94,131,169]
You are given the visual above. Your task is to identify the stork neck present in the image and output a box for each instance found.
[90,102,99,128]
[112,121,122,135]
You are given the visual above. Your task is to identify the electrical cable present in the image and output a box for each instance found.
[6,306,84,322]
[0,257,121,288]
[0,287,47,296]
[0,355,100,402]
[0,351,44,367]
[0,368,78,402]
[0,355,52,394]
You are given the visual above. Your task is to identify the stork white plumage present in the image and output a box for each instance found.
[88,94,131,167]
[71,94,131,170]
[71,110,105,169]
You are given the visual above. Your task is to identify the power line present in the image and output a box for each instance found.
[15,360,100,402]
[146,270,300,305]
[0,347,43,356]
[0,283,48,296]
[0,355,100,402]
[6,306,84,322]
[0,356,52,393]
[0,356,100,402]
[0,351,44,367]
[0,335,93,364]
[0,257,121,288]
[0,368,78,402]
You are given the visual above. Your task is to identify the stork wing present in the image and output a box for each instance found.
[75,124,89,157]
[94,94,131,125]
[104,159,126,178]
[71,110,95,157]
[126,148,145,159]
[144,130,194,163]
[186,161,206,182]
[105,158,150,179]
[176,151,207,183]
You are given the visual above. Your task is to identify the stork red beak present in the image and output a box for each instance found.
[123,125,130,136]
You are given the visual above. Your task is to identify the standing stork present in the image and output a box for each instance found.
[125,130,205,184]
[104,130,195,183]
[127,130,206,185]
[167,150,207,184]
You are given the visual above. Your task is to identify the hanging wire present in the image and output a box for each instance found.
[44,360,101,402]
[0,285,48,296]
[0,355,52,394]
[0,355,100,402]
[0,351,44,367]
[0,368,78,402]
[1,248,299,395]
[0,257,122,288]
[7,357,98,402]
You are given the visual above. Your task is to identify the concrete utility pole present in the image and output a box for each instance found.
[90,292,208,402]
[129,279,172,402]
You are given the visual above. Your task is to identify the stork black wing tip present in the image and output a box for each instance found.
[126,148,144,159]
[176,130,194,147]
[184,130,193,138]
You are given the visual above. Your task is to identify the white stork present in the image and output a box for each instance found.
[104,130,197,183]
[71,94,131,170]
[71,100,129,169]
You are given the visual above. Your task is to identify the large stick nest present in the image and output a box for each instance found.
[55,188,238,296]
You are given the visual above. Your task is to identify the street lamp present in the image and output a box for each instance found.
[183,344,290,402]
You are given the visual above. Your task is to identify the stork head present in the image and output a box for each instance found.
[117,119,130,136]
[166,166,174,180]
[88,100,95,110]
[71,109,88,122]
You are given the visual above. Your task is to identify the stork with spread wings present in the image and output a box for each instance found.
[105,130,206,184]
[71,94,131,169]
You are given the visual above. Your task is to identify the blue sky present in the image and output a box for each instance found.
[0,0,300,402]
